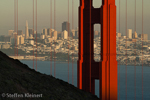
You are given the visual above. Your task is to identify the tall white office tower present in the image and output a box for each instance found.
[63,30,68,39]
[16,36,24,45]
[20,36,24,44]
[25,20,29,39]
[53,31,57,40]
[64,30,68,39]
[132,31,137,39]
[127,29,132,39]
[117,33,121,38]
[134,31,137,38]
[8,30,14,36]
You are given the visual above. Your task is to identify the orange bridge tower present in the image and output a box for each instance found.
[77,0,118,100]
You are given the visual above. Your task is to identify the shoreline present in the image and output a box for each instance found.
[20,59,150,67]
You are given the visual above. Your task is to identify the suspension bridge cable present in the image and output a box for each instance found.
[119,0,121,99]
[17,0,18,58]
[14,0,16,58]
[36,0,37,71]
[134,0,137,99]
[90,0,92,92]
[33,0,35,69]
[125,0,127,99]
[72,0,74,85]
[50,0,53,76]
[142,0,144,99]
[54,0,56,77]
[68,0,70,83]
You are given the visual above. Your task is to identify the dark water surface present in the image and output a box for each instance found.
[21,60,150,100]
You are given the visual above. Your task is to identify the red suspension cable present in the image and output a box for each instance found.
[50,0,53,76]
[68,0,70,83]
[54,0,56,77]
[33,0,35,69]
[90,0,92,92]
[142,0,144,99]
[36,0,37,71]
[119,0,121,99]
[134,0,137,99]
[14,0,16,57]
[15,0,19,59]
[72,0,74,85]
[17,0,18,58]
[125,0,127,99]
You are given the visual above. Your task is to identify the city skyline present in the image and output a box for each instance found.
[2,20,149,42]
[0,0,150,38]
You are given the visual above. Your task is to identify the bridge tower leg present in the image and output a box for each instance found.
[77,0,118,100]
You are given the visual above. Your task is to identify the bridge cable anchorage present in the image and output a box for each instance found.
[72,0,74,85]
[68,0,70,83]
[36,0,37,71]
[119,0,121,99]
[50,0,53,76]
[134,0,137,99]
[54,0,56,77]
[125,0,127,99]
[142,0,143,99]
[33,0,35,69]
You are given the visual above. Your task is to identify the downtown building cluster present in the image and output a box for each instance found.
[0,21,150,66]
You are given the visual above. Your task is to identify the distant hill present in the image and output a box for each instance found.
[0,51,99,100]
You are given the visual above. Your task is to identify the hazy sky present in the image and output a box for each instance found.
[0,0,150,39]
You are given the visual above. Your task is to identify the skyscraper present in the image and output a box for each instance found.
[20,36,24,44]
[53,31,57,40]
[139,34,148,41]
[127,29,132,39]
[28,29,33,37]
[13,32,17,38]
[8,30,14,36]
[17,30,23,36]
[117,33,121,38]
[47,28,54,36]
[62,30,68,39]
[132,31,137,39]
[62,21,70,33]
[25,20,29,39]
[75,30,78,39]
[47,28,51,36]
[71,29,75,37]
[42,28,47,36]
[75,27,78,39]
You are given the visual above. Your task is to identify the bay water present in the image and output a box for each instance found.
[21,60,150,100]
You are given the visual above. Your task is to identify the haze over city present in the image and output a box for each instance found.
[0,0,150,39]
